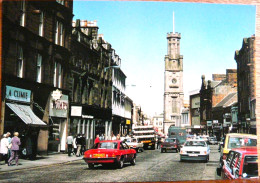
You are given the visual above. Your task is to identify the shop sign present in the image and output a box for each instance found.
[50,94,68,118]
[194,125,200,129]
[71,106,82,116]
[82,115,94,119]
[207,121,212,127]
[51,89,62,100]
[126,120,131,125]
[6,85,31,103]
[213,120,218,124]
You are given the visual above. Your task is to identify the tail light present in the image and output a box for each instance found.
[174,145,177,148]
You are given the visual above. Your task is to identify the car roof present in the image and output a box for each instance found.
[186,139,206,142]
[226,133,257,138]
[231,146,258,155]
[100,140,121,143]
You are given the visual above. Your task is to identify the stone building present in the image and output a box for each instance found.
[200,69,237,139]
[69,19,113,149]
[2,0,73,154]
[189,89,201,134]
[163,12,184,135]
[235,35,256,134]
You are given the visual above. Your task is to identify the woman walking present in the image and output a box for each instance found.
[0,134,9,165]
[8,132,21,166]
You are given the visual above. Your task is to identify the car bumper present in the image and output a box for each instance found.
[161,147,178,150]
[180,154,208,161]
[83,157,117,164]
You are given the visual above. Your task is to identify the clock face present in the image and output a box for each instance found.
[172,78,177,84]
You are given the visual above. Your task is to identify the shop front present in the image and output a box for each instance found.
[48,93,68,153]
[70,105,112,150]
[3,85,47,158]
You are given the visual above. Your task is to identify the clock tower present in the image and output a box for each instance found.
[163,12,184,135]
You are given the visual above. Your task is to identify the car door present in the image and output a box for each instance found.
[222,151,235,179]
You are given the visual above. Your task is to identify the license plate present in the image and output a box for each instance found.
[93,154,105,158]
[189,154,198,157]
[149,143,153,145]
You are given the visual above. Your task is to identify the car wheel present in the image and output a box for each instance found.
[130,157,136,165]
[118,157,124,169]
[205,155,209,163]
[88,163,94,169]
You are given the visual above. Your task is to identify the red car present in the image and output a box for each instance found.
[83,140,136,169]
[220,146,258,179]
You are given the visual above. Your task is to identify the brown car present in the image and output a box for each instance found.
[161,138,180,153]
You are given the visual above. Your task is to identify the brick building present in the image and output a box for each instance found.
[2,0,73,155]
[235,35,256,134]
[200,69,237,139]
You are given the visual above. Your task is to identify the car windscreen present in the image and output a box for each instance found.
[227,137,257,149]
[242,156,258,178]
[184,141,206,147]
[165,139,176,143]
[94,142,118,149]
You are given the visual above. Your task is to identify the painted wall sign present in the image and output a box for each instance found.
[82,115,94,119]
[71,106,82,117]
[6,86,31,103]
[50,94,68,118]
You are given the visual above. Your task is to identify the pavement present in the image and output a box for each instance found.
[0,153,83,173]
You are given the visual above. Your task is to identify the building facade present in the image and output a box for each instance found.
[69,19,113,149]
[2,0,73,154]
[235,35,256,134]
[163,12,184,135]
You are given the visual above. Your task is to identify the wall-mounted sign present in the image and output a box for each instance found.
[207,121,212,127]
[50,94,68,118]
[51,89,62,100]
[194,125,200,129]
[213,120,218,124]
[6,86,31,103]
[71,106,82,117]
[82,115,94,119]
[126,120,131,125]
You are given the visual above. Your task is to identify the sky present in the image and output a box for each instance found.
[73,1,256,117]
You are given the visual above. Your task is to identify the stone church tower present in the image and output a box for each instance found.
[163,12,184,135]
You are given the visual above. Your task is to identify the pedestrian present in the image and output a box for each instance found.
[66,133,73,156]
[0,134,9,165]
[73,135,77,155]
[6,132,11,159]
[94,134,100,144]
[111,134,116,140]
[99,134,104,141]
[116,134,121,140]
[8,132,21,166]
[76,134,82,157]
[80,135,86,155]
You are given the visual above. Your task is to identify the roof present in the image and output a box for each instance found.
[214,92,237,108]
[226,133,257,138]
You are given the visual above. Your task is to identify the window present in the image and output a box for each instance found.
[172,97,178,113]
[39,12,44,36]
[20,0,25,26]
[53,62,62,87]
[17,46,24,78]
[55,21,64,46]
[56,0,65,5]
[36,54,42,82]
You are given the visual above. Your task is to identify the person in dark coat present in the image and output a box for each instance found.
[76,134,82,157]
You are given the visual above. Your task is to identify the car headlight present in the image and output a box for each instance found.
[89,154,92,158]
[180,150,185,154]
[203,151,207,155]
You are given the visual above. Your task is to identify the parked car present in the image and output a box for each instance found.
[123,137,144,153]
[161,138,180,153]
[217,147,258,179]
[209,136,218,145]
[179,139,210,162]
[83,140,136,169]
[219,133,257,170]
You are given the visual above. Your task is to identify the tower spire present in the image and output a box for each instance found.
[173,11,175,33]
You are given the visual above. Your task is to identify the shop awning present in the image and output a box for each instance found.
[6,103,47,126]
